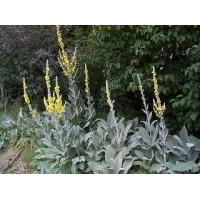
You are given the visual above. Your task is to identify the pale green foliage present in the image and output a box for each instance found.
[30,117,87,174]
[29,75,96,174]
[2,67,200,174]
[65,76,95,129]
[0,111,44,150]
[84,111,138,174]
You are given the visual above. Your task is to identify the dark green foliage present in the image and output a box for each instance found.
[78,25,200,134]
[0,26,58,106]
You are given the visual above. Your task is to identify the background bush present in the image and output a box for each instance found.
[76,25,200,135]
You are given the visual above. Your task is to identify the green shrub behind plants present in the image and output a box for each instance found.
[77,25,200,135]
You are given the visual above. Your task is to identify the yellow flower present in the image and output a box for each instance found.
[22,77,37,118]
[23,93,30,104]
[45,60,51,93]
[152,66,166,119]
[84,64,89,94]
[23,78,30,104]
[44,64,65,120]
[106,80,114,111]
[56,25,76,78]
[30,108,37,118]
[54,76,65,118]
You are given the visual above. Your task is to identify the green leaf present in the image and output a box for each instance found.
[186,143,195,148]
[134,149,145,160]
[71,164,78,174]
[149,163,163,173]
[114,152,123,174]
[190,111,199,121]
[79,156,85,162]
[50,161,59,169]
[120,147,128,158]
[105,145,115,168]
[123,122,133,138]
[133,161,149,170]
[173,161,199,173]
[85,151,94,158]
[78,163,85,170]
[122,156,134,174]
[165,162,175,173]
[132,117,138,128]
[179,98,185,106]
[179,126,189,144]
[173,135,184,146]
[189,135,200,149]
[87,161,105,173]
[173,146,188,155]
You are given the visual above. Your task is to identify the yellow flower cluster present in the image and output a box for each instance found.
[106,80,114,111]
[56,25,76,78]
[152,66,166,119]
[43,62,65,120]
[45,61,51,92]
[84,64,89,94]
[23,78,37,118]
[23,78,30,104]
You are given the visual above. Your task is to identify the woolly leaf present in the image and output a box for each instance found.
[114,151,123,174]
[105,145,115,168]
[179,126,189,144]
[173,161,199,173]
[149,163,162,173]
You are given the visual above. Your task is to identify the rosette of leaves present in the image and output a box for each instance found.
[30,115,88,174]
[162,126,200,174]
[148,127,200,174]
[0,110,44,150]
[128,112,200,174]
[128,112,165,173]
[87,144,138,174]
[83,111,139,174]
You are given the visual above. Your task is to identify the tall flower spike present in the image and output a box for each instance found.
[22,77,37,118]
[85,64,89,94]
[45,60,51,95]
[152,66,166,119]
[84,63,96,124]
[54,76,65,119]
[106,80,114,111]
[23,77,30,104]
[56,25,76,78]
[44,63,64,120]
[137,74,148,114]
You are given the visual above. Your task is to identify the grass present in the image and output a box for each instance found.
[22,146,36,172]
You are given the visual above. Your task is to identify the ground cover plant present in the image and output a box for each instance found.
[1,25,200,174]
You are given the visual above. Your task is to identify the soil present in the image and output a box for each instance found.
[0,146,31,174]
